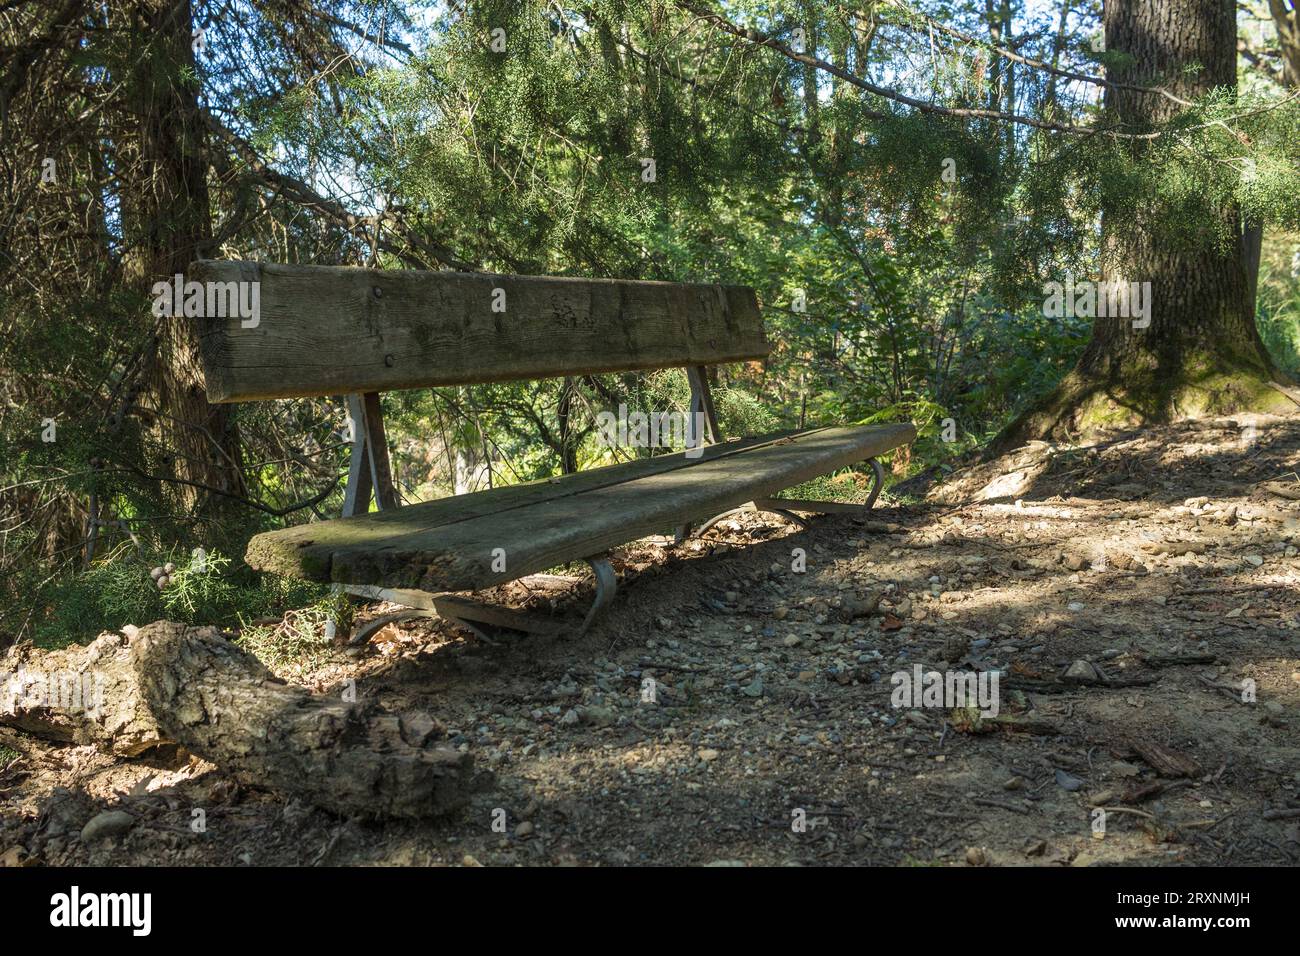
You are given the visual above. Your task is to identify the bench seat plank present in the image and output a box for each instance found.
[247,427,836,569]
[246,423,914,592]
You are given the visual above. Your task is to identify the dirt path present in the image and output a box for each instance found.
[3,415,1298,867]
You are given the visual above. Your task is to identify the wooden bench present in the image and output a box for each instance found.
[194,261,916,641]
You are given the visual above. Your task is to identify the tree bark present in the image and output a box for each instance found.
[1268,0,1300,86]
[1,624,477,818]
[118,0,241,509]
[992,0,1292,453]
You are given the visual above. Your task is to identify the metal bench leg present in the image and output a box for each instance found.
[578,556,617,634]
[694,505,807,537]
[693,456,887,538]
[862,456,886,510]
[349,608,438,645]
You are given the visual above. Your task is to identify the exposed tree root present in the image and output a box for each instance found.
[990,359,1297,457]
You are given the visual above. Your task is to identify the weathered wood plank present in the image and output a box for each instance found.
[245,428,835,578]
[246,423,915,591]
[192,261,768,402]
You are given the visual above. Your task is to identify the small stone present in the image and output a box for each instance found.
[1243,555,1264,567]
[698,748,720,762]
[965,846,987,866]
[741,677,764,698]
[580,706,616,727]
[514,821,534,838]
[80,810,135,843]
[783,635,801,647]
[773,606,789,620]
[1054,769,1084,791]
[1063,659,1099,682]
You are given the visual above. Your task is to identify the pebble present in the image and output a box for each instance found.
[80,810,135,843]
[1054,769,1084,791]
[1064,659,1099,682]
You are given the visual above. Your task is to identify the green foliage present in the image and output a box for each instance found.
[30,549,325,650]
[235,599,340,675]
[5,0,1298,651]
[1257,233,1300,376]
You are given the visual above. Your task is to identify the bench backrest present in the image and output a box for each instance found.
[191,261,767,403]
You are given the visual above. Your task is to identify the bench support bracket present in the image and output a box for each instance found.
[580,556,617,634]
[335,557,617,644]
[692,457,886,537]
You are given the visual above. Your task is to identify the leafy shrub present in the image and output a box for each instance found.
[31,549,324,649]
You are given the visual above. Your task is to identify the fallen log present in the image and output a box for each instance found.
[1,622,476,819]
[0,630,157,756]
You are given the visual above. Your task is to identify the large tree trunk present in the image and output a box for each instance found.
[993,0,1293,452]
[119,0,242,509]
[1269,0,1300,86]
